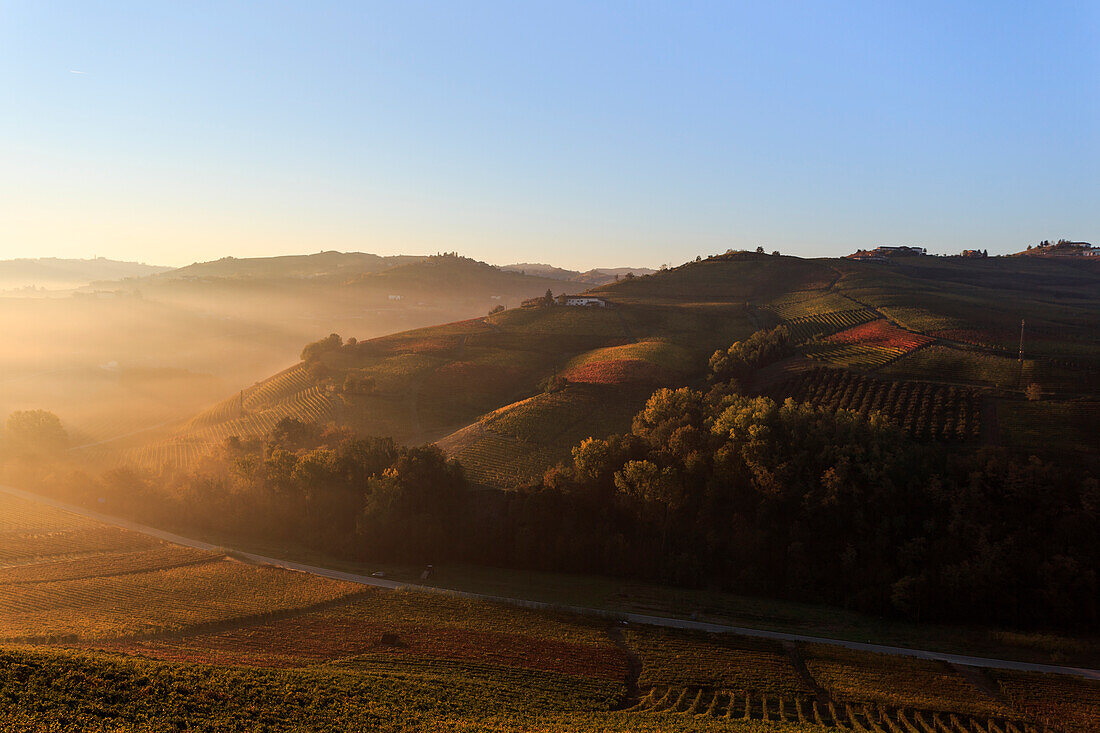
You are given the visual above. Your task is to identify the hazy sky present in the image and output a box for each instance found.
[1,2,1096,268]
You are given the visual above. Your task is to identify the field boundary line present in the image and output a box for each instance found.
[2,483,1098,682]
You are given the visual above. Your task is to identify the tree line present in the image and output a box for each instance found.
[5,329,1097,631]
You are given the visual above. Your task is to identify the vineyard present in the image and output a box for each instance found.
[450,385,646,489]
[825,320,934,351]
[995,400,1100,454]
[801,644,1010,717]
[0,492,362,641]
[0,492,160,563]
[179,383,335,447]
[0,556,362,642]
[0,486,1093,731]
[626,686,1040,732]
[627,627,809,694]
[119,439,216,469]
[993,670,1100,733]
[780,368,982,441]
[623,627,1059,732]
[882,345,1034,389]
[561,339,694,386]
[804,341,911,369]
[86,588,626,678]
[800,319,935,371]
[765,289,864,320]
[782,308,880,342]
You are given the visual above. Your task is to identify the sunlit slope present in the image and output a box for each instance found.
[0,492,361,641]
[436,384,652,489]
[144,252,1100,475]
[143,265,761,474]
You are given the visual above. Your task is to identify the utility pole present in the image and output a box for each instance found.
[1018,318,1027,390]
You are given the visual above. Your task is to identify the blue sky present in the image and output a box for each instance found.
[0,1,1096,268]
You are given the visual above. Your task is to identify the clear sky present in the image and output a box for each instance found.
[1,1,1096,268]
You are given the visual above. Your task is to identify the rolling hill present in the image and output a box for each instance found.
[110,252,1100,485]
[503,262,657,285]
[2,253,577,460]
[0,257,170,291]
[148,250,422,281]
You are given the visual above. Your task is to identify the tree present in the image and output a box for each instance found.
[5,410,67,450]
[301,333,342,362]
[488,304,505,315]
[269,417,316,450]
[540,374,569,393]
[756,246,765,254]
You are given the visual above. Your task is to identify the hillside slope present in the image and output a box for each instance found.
[0,257,169,291]
[150,251,422,281]
[125,252,1100,484]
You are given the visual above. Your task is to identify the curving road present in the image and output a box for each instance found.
[2,483,1097,681]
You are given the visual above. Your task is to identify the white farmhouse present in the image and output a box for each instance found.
[559,295,608,307]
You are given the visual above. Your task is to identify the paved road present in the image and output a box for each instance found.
[3,483,1098,681]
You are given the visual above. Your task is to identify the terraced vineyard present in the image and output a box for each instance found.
[175,384,335,450]
[766,290,864,320]
[121,439,216,469]
[804,341,910,369]
[781,368,982,441]
[782,308,880,342]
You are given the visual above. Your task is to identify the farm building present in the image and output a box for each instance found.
[557,295,608,307]
[848,245,927,261]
